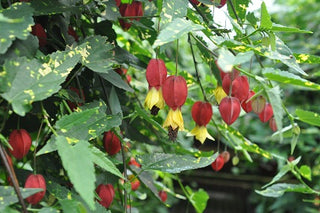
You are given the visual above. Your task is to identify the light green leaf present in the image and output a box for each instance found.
[56,136,96,210]
[0,3,34,54]
[256,183,313,198]
[299,165,312,181]
[186,186,209,213]
[294,53,320,64]
[90,146,123,178]
[137,153,218,173]
[271,24,312,34]
[262,165,291,189]
[160,0,188,28]
[234,51,254,65]
[260,2,272,29]
[217,47,235,72]
[296,109,320,127]
[0,186,42,211]
[153,18,204,48]
[263,68,320,90]
[60,199,87,213]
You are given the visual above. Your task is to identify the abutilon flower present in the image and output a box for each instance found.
[31,23,47,47]
[269,117,277,131]
[189,0,200,5]
[213,86,227,104]
[119,1,143,30]
[222,75,249,103]
[103,131,121,155]
[259,103,273,123]
[251,95,266,114]
[162,75,188,140]
[159,190,168,202]
[8,129,32,159]
[24,174,46,205]
[241,90,255,113]
[144,59,167,115]
[96,184,115,208]
[211,155,224,171]
[219,96,241,125]
[189,101,214,143]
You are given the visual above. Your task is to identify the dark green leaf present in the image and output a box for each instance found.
[256,183,313,198]
[31,0,81,15]
[299,165,312,181]
[137,152,218,173]
[60,199,87,213]
[260,2,272,29]
[46,180,71,200]
[296,109,320,127]
[38,207,60,213]
[56,136,96,210]
[98,71,133,92]
[227,0,249,23]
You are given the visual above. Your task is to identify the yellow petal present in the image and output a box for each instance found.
[144,87,165,110]
[189,125,214,144]
[214,86,227,104]
[163,108,184,130]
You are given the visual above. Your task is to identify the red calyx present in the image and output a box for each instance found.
[162,76,188,110]
[216,0,227,8]
[131,178,140,191]
[241,90,255,113]
[216,60,240,81]
[269,117,277,131]
[159,190,168,202]
[259,103,273,123]
[220,151,230,163]
[128,157,141,168]
[189,0,200,5]
[115,0,121,7]
[251,96,266,114]
[31,23,47,47]
[67,26,79,41]
[96,184,115,208]
[146,59,167,90]
[24,174,46,205]
[191,101,212,126]
[219,97,241,125]
[8,129,32,159]
[211,155,224,171]
[222,75,249,102]
[103,131,121,155]
[119,1,143,30]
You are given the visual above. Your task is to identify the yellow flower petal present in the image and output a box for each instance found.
[163,108,184,130]
[214,86,227,104]
[189,125,214,144]
[144,87,165,110]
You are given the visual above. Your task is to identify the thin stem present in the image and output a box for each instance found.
[41,103,58,136]
[175,39,179,76]
[227,0,242,26]
[188,34,207,101]
[190,33,218,58]
[0,145,28,213]
[98,76,112,114]
[62,100,73,114]
[33,121,44,174]
[118,15,159,19]
[292,166,320,195]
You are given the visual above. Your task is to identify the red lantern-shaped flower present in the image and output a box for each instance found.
[211,155,224,171]
[221,151,230,163]
[269,117,277,131]
[189,101,214,143]
[96,184,115,208]
[8,129,32,159]
[115,0,121,7]
[162,75,188,140]
[68,26,79,42]
[119,1,143,30]
[216,0,227,8]
[31,23,47,47]
[251,95,266,114]
[128,157,141,168]
[129,175,140,191]
[219,97,241,125]
[24,174,46,205]
[144,59,167,115]
[241,90,255,113]
[159,190,168,202]
[259,103,273,123]
[222,75,249,102]
[103,131,121,155]
[189,0,200,5]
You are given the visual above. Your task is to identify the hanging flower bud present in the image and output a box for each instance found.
[211,155,224,171]
[215,60,240,81]
[251,96,266,114]
[144,59,167,115]
[103,131,121,155]
[241,90,255,113]
[128,157,141,168]
[129,175,140,191]
[24,174,46,205]
[159,190,168,202]
[162,76,188,140]
[8,129,32,159]
[119,1,143,30]
[31,23,47,47]
[221,151,230,163]
[259,103,273,123]
[189,101,214,143]
[219,97,241,125]
[269,117,277,131]
[96,184,115,208]
[213,86,227,104]
[222,75,249,102]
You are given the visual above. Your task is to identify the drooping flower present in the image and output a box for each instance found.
[241,90,255,113]
[269,117,277,131]
[31,23,47,47]
[213,86,227,104]
[96,184,115,208]
[189,101,214,143]
[25,174,46,205]
[144,59,167,115]
[162,75,188,140]
[159,190,168,202]
[251,95,266,114]
[119,1,143,30]
[211,154,224,171]
[222,75,249,103]
[103,131,121,155]
[8,129,32,159]
[219,96,241,125]
[259,103,273,123]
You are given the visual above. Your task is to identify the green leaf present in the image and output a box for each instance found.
[296,109,320,127]
[38,207,60,213]
[262,165,291,189]
[234,51,254,65]
[153,18,204,48]
[185,186,209,213]
[160,0,188,28]
[227,0,249,23]
[271,24,312,34]
[90,146,123,178]
[255,183,313,198]
[31,0,81,15]
[294,53,320,64]
[299,165,312,181]
[0,186,42,211]
[56,136,96,210]
[60,199,87,213]
[0,49,80,116]
[217,47,235,72]
[260,2,272,29]
[263,68,320,90]
[137,152,218,173]
[46,180,71,200]
[0,3,34,54]
[98,71,133,92]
